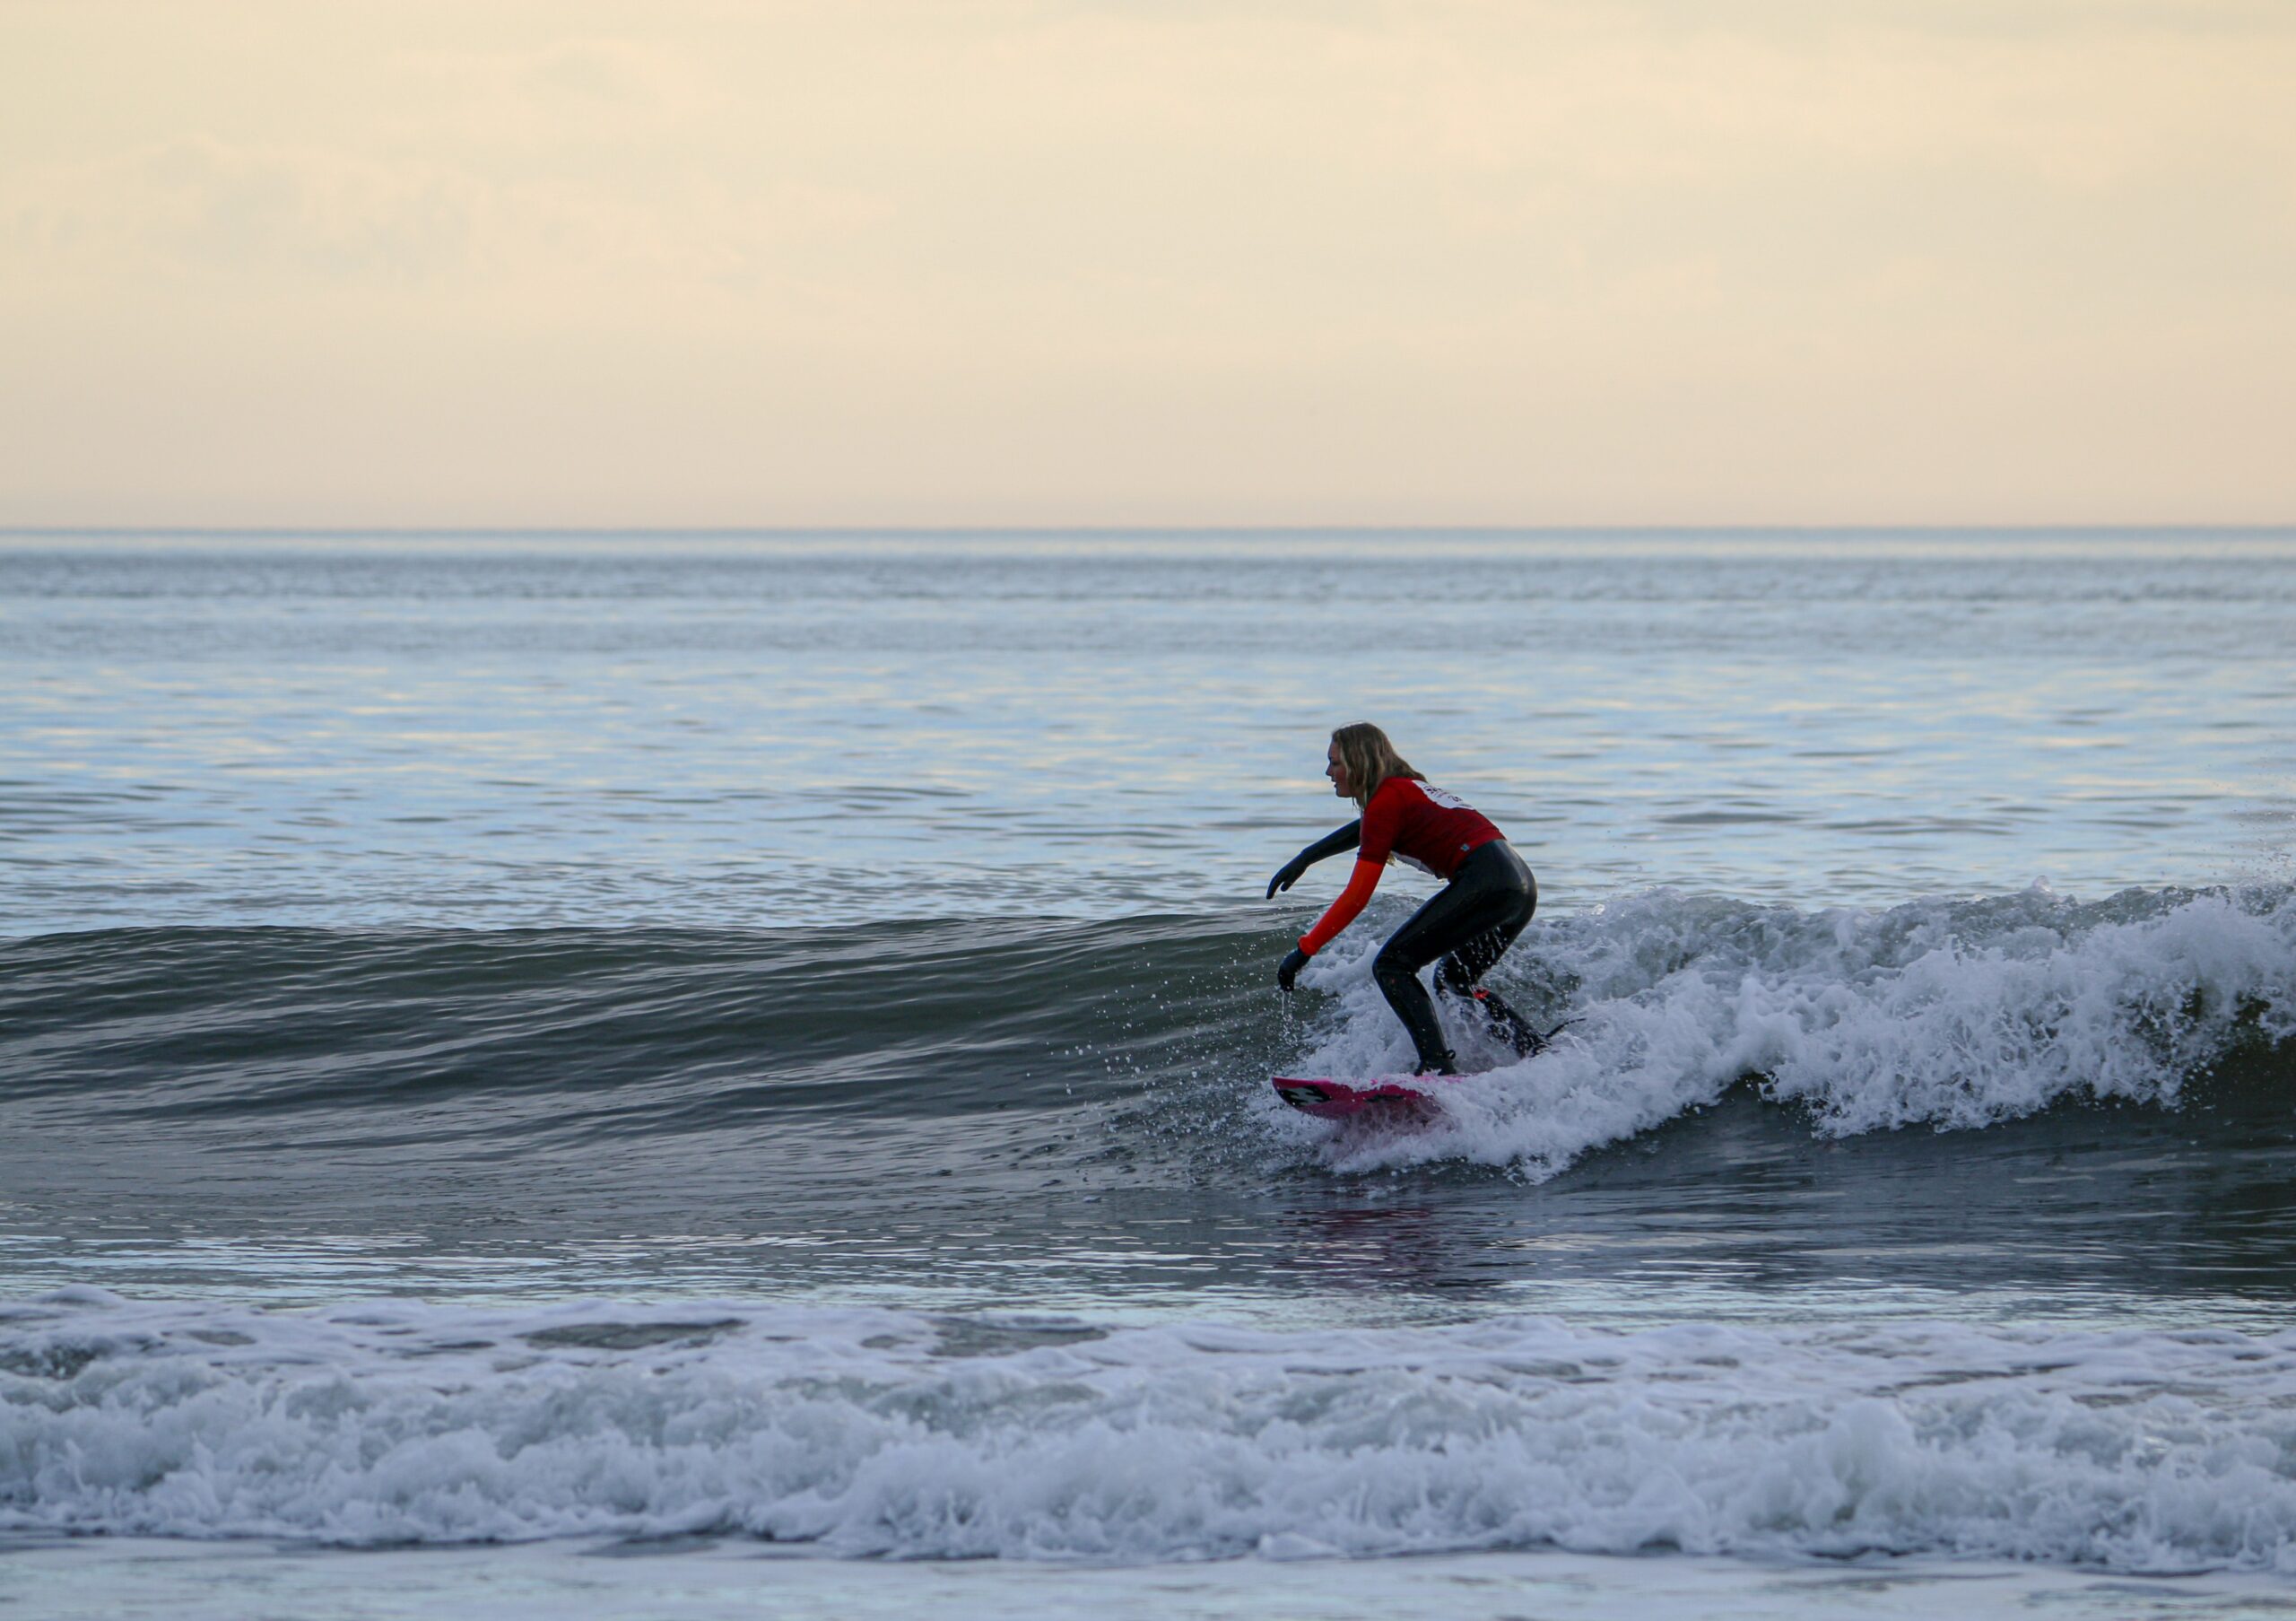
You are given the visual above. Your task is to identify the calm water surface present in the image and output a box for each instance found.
[4,530,2288,932]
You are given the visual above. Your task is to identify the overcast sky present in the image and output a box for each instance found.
[4,0,2291,527]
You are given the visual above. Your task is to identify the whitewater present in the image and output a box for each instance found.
[3,530,2292,1618]
[11,1291,2296,1571]
[1284,880,2296,1176]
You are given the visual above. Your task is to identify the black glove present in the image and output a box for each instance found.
[1265,820,1361,900]
[1276,947,1309,992]
[1265,856,1309,900]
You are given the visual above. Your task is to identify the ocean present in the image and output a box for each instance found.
[2,530,2293,1618]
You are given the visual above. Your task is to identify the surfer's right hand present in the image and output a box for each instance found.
[1276,947,1309,991]
[1265,856,1309,899]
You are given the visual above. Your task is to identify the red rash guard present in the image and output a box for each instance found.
[1298,777,1505,954]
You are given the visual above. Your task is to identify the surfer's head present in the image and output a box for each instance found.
[1327,722,1422,809]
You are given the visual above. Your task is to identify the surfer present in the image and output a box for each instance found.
[1266,722,1546,1076]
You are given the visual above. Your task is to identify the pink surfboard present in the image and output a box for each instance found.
[1270,1076,1448,1120]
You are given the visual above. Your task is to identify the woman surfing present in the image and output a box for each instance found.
[1268,722,1549,1076]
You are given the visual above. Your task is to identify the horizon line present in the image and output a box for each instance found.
[5,522,2293,540]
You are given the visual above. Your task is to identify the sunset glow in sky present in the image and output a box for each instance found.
[4,1,2291,526]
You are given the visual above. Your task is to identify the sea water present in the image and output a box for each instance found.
[2,530,2292,1617]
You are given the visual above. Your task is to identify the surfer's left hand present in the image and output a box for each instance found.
[1265,856,1309,899]
[1276,947,1309,991]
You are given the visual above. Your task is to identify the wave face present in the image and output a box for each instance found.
[4,883,2292,1188]
[5,1289,2296,1569]
[0,913,1257,1136]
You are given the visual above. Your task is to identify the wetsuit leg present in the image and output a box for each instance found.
[1371,841,1537,1073]
[1433,928,1546,1057]
[1436,849,1545,1052]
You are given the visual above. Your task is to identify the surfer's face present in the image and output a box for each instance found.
[1326,741,1351,797]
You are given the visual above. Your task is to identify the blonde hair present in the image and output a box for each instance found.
[1330,721,1422,810]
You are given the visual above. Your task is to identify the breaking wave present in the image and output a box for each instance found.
[1280,882,2296,1176]
[5,1290,2296,1569]
[4,882,2291,1183]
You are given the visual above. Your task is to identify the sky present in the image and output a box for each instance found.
[2,0,2291,527]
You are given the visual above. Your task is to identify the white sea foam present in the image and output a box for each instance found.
[5,1291,2296,1569]
[1282,883,2296,1176]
